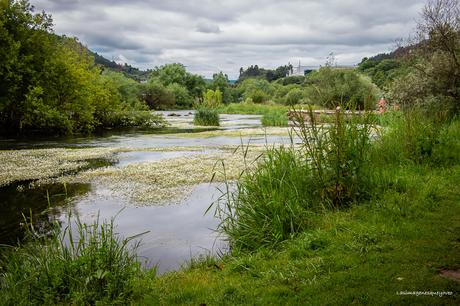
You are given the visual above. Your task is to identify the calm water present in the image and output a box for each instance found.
[0,112,291,273]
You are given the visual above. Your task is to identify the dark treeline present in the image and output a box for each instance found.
[238,64,293,82]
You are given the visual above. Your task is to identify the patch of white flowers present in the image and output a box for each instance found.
[0,148,118,187]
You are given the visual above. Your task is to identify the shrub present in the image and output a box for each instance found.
[285,88,305,105]
[103,110,166,129]
[203,89,223,108]
[193,108,220,126]
[167,83,193,108]
[304,67,379,110]
[0,217,146,305]
[248,89,269,104]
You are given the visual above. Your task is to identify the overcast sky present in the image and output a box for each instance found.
[31,0,426,79]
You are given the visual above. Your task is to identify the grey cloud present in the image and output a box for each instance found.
[196,21,221,34]
[31,0,426,79]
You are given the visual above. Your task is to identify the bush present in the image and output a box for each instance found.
[285,88,305,105]
[202,89,223,108]
[167,83,194,108]
[193,108,220,126]
[248,89,269,104]
[0,217,146,305]
[304,67,379,110]
[140,80,176,110]
[103,110,166,129]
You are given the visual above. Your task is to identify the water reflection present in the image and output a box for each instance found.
[58,183,227,274]
[0,183,90,245]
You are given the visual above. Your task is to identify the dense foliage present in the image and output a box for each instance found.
[146,63,206,109]
[214,0,460,252]
[304,67,380,109]
[389,19,460,118]
[0,1,164,136]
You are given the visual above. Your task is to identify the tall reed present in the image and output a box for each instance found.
[214,105,375,250]
[0,213,146,305]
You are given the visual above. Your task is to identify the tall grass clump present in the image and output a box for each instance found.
[193,108,220,126]
[261,111,289,127]
[216,145,314,250]
[0,215,146,305]
[294,106,375,208]
[216,105,375,250]
[373,108,460,166]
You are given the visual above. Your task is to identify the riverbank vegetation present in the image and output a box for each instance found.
[147,0,460,304]
[1,0,460,304]
[193,89,222,126]
[0,1,165,136]
[0,216,147,305]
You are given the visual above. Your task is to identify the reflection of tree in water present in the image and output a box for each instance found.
[0,183,91,245]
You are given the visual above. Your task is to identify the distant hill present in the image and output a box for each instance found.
[357,44,418,89]
[363,43,418,63]
[90,51,150,82]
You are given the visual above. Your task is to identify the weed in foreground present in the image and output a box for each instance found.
[0,213,148,305]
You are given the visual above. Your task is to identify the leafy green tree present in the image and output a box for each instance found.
[101,70,144,109]
[0,0,162,135]
[167,83,193,108]
[390,0,460,118]
[304,67,379,109]
[201,89,223,108]
[140,80,175,110]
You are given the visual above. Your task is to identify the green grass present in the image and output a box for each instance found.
[193,108,220,126]
[137,109,460,305]
[217,103,291,116]
[2,108,459,304]
[0,215,148,305]
[261,112,289,127]
[217,102,323,116]
[140,165,460,305]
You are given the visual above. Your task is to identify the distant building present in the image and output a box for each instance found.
[287,61,318,77]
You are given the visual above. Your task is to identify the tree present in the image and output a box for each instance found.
[167,83,193,108]
[148,63,206,106]
[140,80,175,110]
[304,67,379,109]
[390,0,460,117]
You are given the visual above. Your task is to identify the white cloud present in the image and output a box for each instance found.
[32,0,426,78]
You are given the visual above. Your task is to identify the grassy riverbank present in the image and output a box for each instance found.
[1,111,459,305]
[138,110,460,305]
[147,165,460,305]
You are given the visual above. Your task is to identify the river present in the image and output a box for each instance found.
[0,111,294,273]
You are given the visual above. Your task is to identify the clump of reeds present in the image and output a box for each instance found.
[0,213,147,305]
[215,104,376,250]
[193,108,220,126]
